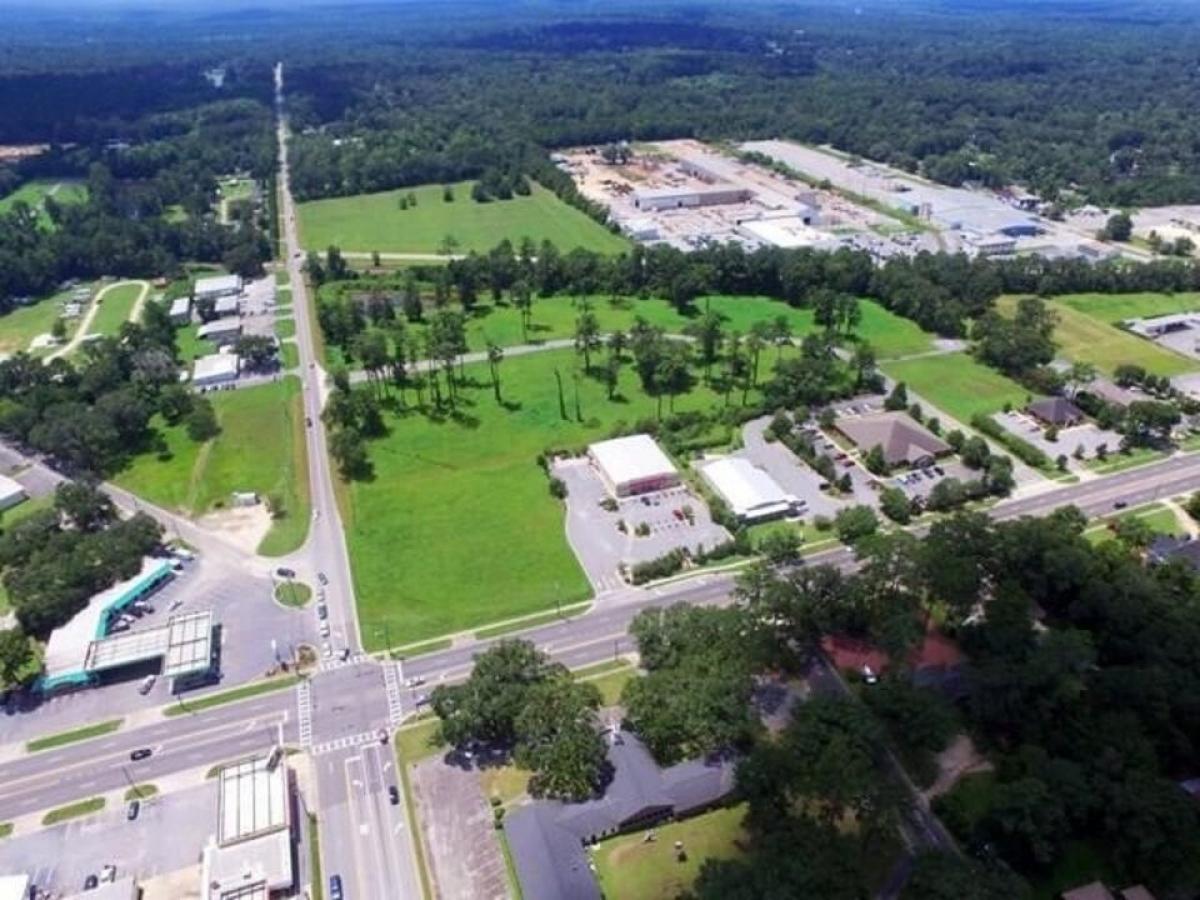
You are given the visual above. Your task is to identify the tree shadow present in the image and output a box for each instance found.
[500,399,523,412]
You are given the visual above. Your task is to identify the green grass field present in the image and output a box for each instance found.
[0,179,87,228]
[175,322,209,362]
[1057,291,1200,324]
[998,295,1196,377]
[346,347,776,647]
[594,805,747,900]
[276,317,296,339]
[298,180,629,255]
[113,378,311,555]
[319,292,931,370]
[0,285,89,355]
[882,352,1033,423]
[89,282,144,337]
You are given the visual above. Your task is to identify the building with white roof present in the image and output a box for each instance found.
[588,434,680,498]
[0,875,29,900]
[193,352,241,388]
[197,319,243,346]
[213,295,241,318]
[201,754,294,900]
[736,216,838,250]
[0,473,26,511]
[62,876,138,900]
[699,457,801,523]
[40,558,214,692]
[168,296,192,325]
[195,274,243,302]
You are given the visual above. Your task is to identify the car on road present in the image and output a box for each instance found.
[404,676,424,688]
[329,875,343,900]
[318,572,329,586]
[414,692,429,706]
[1114,500,1128,509]
[130,748,152,761]
[83,875,99,890]
[126,800,139,820]
[388,785,400,805]
[276,567,296,579]
[138,675,156,695]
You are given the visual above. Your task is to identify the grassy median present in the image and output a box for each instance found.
[26,718,123,753]
[42,797,105,826]
[165,675,300,717]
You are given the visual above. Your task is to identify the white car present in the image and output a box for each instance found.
[319,621,330,638]
[321,642,332,659]
[405,676,424,689]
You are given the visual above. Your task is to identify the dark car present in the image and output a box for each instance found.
[276,567,296,579]
[84,875,99,890]
[329,875,344,900]
[317,604,328,621]
[1113,500,1128,509]
[388,785,400,805]
[318,572,329,586]
[130,747,152,761]
[127,800,140,820]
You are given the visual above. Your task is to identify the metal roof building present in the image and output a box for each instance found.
[699,457,800,523]
[62,876,138,900]
[213,295,241,318]
[0,473,26,511]
[193,352,240,387]
[195,274,243,301]
[168,296,192,325]
[196,320,243,344]
[587,434,680,498]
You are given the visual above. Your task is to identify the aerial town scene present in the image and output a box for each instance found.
[2,1,1200,898]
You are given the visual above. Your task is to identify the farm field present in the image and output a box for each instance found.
[298,180,630,255]
[593,805,747,900]
[113,377,310,555]
[997,295,1196,377]
[88,281,146,338]
[0,178,87,228]
[1057,291,1200,324]
[343,347,775,647]
[319,292,932,369]
[0,285,86,355]
[882,351,1032,423]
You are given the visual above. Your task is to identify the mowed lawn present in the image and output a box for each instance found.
[88,282,145,338]
[0,179,88,228]
[345,348,765,646]
[1057,291,1200,324]
[997,295,1196,377]
[320,293,931,370]
[113,378,310,555]
[882,352,1032,423]
[298,180,629,255]
[0,286,82,355]
[594,805,747,900]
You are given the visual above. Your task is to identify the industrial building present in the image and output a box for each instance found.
[0,473,26,511]
[735,216,839,251]
[632,185,751,212]
[836,412,951,468]
[197,319,243,345]
[201,753,295,900]
[193,352,241,388]
[587,434,680,498]
[1125,312,1200,339]
[39,558,214,692]
[169,296,192,325]
[195,274,243,303]
[699,457,801,523]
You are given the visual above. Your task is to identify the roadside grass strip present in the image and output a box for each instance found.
[124,784,158,801]
[26,718,123,753]
[308,814,324,900]
[42,797,105,827]
[164,675,300,717]
[473,603,591,640]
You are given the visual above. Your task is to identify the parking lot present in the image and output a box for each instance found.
[0,781,217,897]
[553,458,729,592]
[993,410,1123,468]
[887,458,974,500]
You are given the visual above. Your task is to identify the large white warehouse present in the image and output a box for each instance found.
[588,434,680,498]
[699,457,801,523]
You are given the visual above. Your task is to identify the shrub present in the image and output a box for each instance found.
[635,522,650,537]
[880,486,913,524]
[970,414,1051,470]
[834,505,879,544]
[630,548,687,584]
[600,497,618,512]
[548,477,567,499]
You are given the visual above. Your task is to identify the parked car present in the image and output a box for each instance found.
[388,785,400,805]
[319,621,330,638]
[405,676,425,689]
[317,604,328,621]
[318,572,329,586]
[329,875,344,900]
[322,642,332,659]
[934,465,945,476]
[130,748,152,761]
[276,567,295,579]
[138,675,156,695]
[126,800,140,821]
[100,865,117,883]
[83,875,99,891]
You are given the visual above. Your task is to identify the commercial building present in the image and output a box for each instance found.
[631,185,751,212]
[193,352,241,388]
[506,729,736,900]
[735,216,838,250]
[1125,312,1200,339]
[587,434,680,498]
[699,457,801,523]
[195,274,243,303]
[835,411,951,467]
[1086,379,1136,409]
[62,877,139,900]
[201,753,295,900]
[39,558,214,692]
[1027,396,1084,427]
[197,319,243,345]
[0,473,27,511]
[169,296,192,325]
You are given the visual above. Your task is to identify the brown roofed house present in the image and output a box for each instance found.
[835,411,951,467]
[1028,396,1084,427]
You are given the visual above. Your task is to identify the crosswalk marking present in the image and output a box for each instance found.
[382,660,405,728]
[297,680,314,748]
[317,652,371,673]
[310,730,381,756]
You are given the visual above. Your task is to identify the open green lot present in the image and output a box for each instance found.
[998,295,1196,377]
[89,281,145,338]
[320,291,932,370]
[0,285,89,356]
[594,804,747,900]
[1057,291,1200,324]
[113,378,311,555]
[346,347,778,647]
[882,352,1032,423]
[298,180,629,255]
[0,179,87,228]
